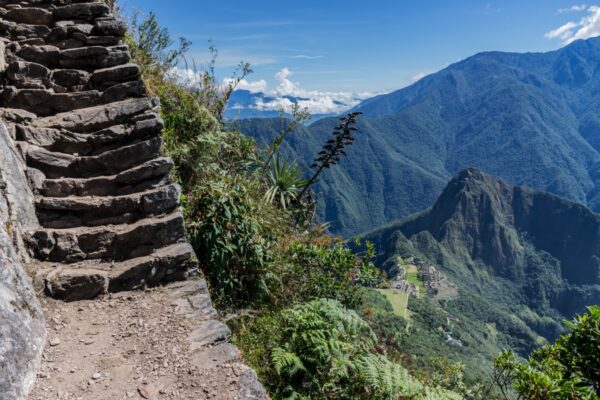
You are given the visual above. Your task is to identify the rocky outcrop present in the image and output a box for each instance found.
[0,1,265,398]
[0,119,46,400]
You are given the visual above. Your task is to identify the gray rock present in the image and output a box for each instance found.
[86,35,120,46]
[51,68,90,88]
[51,90,102,112]
[0,41,7,73]
[6,61,50,86]
[53,3,110,20]
[188,319,231,350]
[17,44,59,66]
[91,63,140,89]
[93,17,126,37]
[0,120,45,400]
[4,7,53,25]
[59,45,129,69]
[101,80,146,103]
[45,268,108,301]
[35,97,158,132]
[0,19,50,40]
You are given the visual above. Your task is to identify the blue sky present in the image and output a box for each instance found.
[121,1,600,112]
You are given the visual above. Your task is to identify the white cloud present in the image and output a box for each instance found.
[168,66,374,115]
[226,78,268,93]
[546,5,600,44]
[241,68,373,115]
[558,4,587,13]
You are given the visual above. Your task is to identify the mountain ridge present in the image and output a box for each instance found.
[356,168,600,375]
[363,167,600,312]
[238,37,600,236]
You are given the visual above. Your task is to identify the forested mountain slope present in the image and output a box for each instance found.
[237,37,600,236]
[359,168,600,377]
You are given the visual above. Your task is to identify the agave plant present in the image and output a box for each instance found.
[264,155,309,209]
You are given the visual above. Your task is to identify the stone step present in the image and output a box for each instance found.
[59,45,130,70]
[16,114,162,155]
[91,64,140,90]
[39,157,173,197]
[33,97,158,132]
[3,7,53,26]
[53,2,110,21]
[1,86,103,116]
[0,18,51,40]
[27,211,187,263]
[24,136,163,178]
[15,43,130,70]
[36,183,180,228]
[31,242,195,301]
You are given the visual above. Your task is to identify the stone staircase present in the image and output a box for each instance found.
[0,0,196,301]
[0,2,267,397]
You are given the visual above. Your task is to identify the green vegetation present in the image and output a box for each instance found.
[377,289,409,319]
[125,11,475,400]
[405,264,425,295]
[494,306,600,400]
[239,38,600,237]
[361,168,600,391]
[125,9,600,400]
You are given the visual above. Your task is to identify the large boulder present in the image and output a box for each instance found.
[0,119,46,400]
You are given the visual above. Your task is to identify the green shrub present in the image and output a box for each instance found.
[184,172,279,305]
[268,298,445,400]
[494,306,600,400]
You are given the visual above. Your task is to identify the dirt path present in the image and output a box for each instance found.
[28,279,266,400]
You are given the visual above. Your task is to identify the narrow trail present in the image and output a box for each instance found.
[29,280,264,400]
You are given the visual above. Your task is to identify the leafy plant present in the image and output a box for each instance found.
[263,103,311,170]
[184,173,279,305]
[493,306,600,400]
[269,298,450,400]
[264,155,310,210]
[269,238,383,309]
[126,12,190,80]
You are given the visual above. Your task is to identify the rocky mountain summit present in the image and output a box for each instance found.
[0,1,265,399]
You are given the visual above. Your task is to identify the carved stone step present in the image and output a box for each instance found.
[53,3,110,21]
[31,242,194,301]
[3,7,53,26]
[39,157,173,197]
[0,18,51,40]
[59,45,130,70]
[1,86,110,116]
[28,211,186,263]
[17,114,163,155]
[34,97,158,132]
[36,183,180,228]
[25,136,163,178]
[91,64,140,90]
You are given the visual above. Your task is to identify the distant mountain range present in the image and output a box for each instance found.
[360,168,600,375]
[235,37,600,237]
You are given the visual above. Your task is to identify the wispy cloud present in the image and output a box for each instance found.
[558,4,587,14]
[186,49,277,67]
[219,20,297,29]
[484,3,500,15]
[546,5,600,44]
[291,55,324,60]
